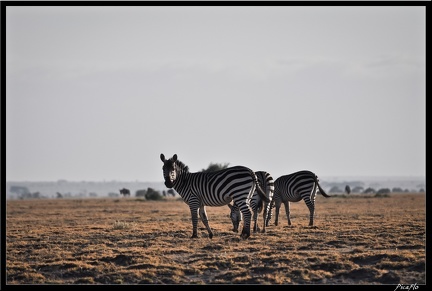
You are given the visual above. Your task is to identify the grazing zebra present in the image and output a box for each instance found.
[119,188,130,197]
[160,153,269,239]
[228,171,274,233]
[268,171,330,227]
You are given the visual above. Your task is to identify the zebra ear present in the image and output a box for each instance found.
[172,154,178,162]
[160,154,166,162]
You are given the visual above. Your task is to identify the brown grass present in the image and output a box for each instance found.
[6,193,425,285]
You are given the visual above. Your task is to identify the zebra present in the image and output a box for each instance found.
[228,171,274,233]
[268,171,330,227]
[160,153,269,239]
[119,188,130,197]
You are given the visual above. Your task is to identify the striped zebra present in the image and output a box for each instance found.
[160,154,269,239]
[228,171,274,233]
[268,171,330,227]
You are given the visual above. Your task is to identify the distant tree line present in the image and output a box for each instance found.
[8,162,425,200]
[328,185,425,195]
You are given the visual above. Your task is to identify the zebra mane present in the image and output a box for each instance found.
[175,159,189,173]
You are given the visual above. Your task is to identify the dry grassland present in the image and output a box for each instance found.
[6,193,426,285]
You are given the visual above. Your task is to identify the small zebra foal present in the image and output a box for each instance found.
[269,170,330,227]
[160,154,269,239]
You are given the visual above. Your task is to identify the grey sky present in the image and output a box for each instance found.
[6,5,426,182]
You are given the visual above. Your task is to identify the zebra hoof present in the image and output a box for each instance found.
[191,234,198,239]
[208,233,213,239]
[240,231,250,239]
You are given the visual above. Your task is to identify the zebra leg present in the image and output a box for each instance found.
[274,201,281,226]
[189,206,199,238]
[228,203,241,233]
[309,208,315,226]
[237,202,252,239]
[266,200,274,227]
[198,206,214,239]
[304,197,315,226]
[309,188,318,226]
[284,201,292,226]
[252,208,259,233]
[261,202,269,233]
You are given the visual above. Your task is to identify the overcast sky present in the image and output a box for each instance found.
[5,5,426,182]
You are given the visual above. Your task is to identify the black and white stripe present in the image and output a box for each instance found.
[269,171,330,227]
[228,171,274,233]
[160,154,269,239]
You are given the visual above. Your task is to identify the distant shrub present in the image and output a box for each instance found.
[363,187,376,194]
[351,186,364,193]
[135,188,163,200]
[377,188,391,195]
[144,188,163,201]
[135,189,146,197]
[345,185,351,194]
[201,162,230,172]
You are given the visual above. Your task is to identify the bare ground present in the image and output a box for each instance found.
[5,193,426,285]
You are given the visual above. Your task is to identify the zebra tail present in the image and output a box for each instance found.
[315,175,331,197]
[254,175,270,203]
